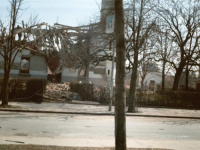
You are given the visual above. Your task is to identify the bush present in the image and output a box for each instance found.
[0,78,46,102]
[95,86,110,103]
[0,78,27,99]
[134,90,200,108]
[155,90,200,108]
[69,82,94,101]
[26,78,47,101]
[10,78,27,98]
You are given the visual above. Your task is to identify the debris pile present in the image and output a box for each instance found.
[43,82,81,102]
[43,82,111,103]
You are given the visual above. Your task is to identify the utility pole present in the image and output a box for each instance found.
[105,15,115,111]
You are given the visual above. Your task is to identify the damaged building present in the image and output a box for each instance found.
[0,23,48,80]
[0,49,47,79]
[1,0,116,87]
[48,0,116,87]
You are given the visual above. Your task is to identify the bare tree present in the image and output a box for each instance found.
[0,0,46,106]
[156,0,200,90]
[0,0,25,106]
[152,28,174,90]
[125,0,157,112]
[115,0,127,149]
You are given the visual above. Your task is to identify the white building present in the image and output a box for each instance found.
[139,72,162,90]
[138,64,162,90]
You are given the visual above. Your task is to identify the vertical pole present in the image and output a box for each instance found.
[109,38,115,111]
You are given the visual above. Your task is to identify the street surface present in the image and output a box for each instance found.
[0,111,200,150]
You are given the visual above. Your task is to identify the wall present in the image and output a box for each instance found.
[61,60,116,87]
[61,68,79,82]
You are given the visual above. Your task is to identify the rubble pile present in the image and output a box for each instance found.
[44,82,81,102]
[43,82,111,103]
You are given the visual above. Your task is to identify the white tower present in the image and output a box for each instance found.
[101,0,115,22]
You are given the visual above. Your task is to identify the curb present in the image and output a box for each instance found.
[0,109,200,119]
[0,109,113,116]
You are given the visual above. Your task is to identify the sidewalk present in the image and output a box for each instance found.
[0,101,200,119]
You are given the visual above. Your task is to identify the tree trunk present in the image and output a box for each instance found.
[128,64,137,112]
[1,70,10,106]
[172,66,184,91]
[161,61,166,91]
[115,0,127,149]
[141,76,145,90]
[85,63,89,82]
[185,64,189,91]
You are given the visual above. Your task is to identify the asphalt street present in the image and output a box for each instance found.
[0,111,200,150]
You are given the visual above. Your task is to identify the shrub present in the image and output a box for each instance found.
[26,78,47,101]
[11,78,27,98]
[0,78,27,99]
[134,90,200,108]
[96,86,110,103]
[0,78,46,102]
[155,90,200,108]
[69,82,94,101]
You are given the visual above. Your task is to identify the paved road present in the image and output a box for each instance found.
[0,111,200,150]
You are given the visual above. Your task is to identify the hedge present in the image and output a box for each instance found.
[0,78,46,102]
[69,82,94,101]
[135,90,200,109]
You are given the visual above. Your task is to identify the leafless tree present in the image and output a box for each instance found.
[152,28,174,90]
[156,0,200,90]
[125,0,157,112]
[0,0,45,106]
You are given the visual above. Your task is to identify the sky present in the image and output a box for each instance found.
[0,0,102,27]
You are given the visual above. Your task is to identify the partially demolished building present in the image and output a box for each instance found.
[0,0,115,86]
[0,49,47,79]
[48,0,116,86]
[0,23,48,79]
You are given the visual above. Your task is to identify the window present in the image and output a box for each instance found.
[78,67,85,77]
[20,57,30,73]
[150,80,155,84]
[108,69,110,75]
[149,80,155,90]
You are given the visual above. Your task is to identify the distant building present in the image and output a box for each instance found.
[138,63,162,90]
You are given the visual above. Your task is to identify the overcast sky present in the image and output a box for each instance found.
[0,0,102,26]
